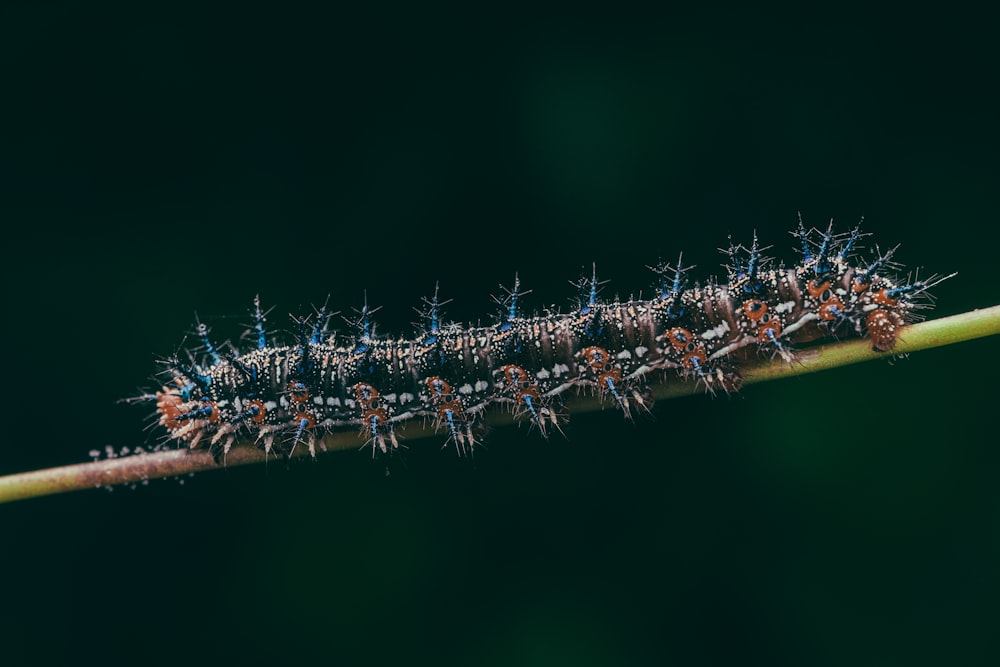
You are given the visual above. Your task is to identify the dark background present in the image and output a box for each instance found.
[2,4,998,665]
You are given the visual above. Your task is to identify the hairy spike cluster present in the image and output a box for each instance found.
[251,294,268,349]
[492,274,531,330]
[648,254,690,319]
[570,264,609,315]
[131,219,952,462]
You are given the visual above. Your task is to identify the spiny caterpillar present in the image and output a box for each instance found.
[129,217,952,462]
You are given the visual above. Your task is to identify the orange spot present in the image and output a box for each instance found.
[667,328,694,351]
[288,382,310,403]
[757,319,782,343]
[501,365,540,400]
[742,299,767,321]
[818,296,845,321]
[852,278,869,293]
[362,407,389,426]
[866,310,902,352]
[156,390,185,432]
[294,412,315,429]
[873,289,898,307]
[807,279,831,298]
[682,347,707,369]
[502,365,529,385]
[437,400,464,419]
[354,383,380,407]
[246,399,267,424]
[597,369,622,386]
[519,386,541,401]
[581,346,611,370]
[425,376,452,395]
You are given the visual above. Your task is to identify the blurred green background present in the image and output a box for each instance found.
[2,4,998,666]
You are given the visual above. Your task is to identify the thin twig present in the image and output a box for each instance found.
[1,305,998,505]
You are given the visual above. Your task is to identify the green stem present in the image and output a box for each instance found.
[2,305,998,505]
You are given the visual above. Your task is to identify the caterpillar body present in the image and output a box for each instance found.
[132,218,951,461]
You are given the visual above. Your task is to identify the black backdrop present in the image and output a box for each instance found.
[3,5,998,666]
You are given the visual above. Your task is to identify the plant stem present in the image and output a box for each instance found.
[2,305,998,505]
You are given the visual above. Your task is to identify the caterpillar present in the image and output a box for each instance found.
[130,217,952,462]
